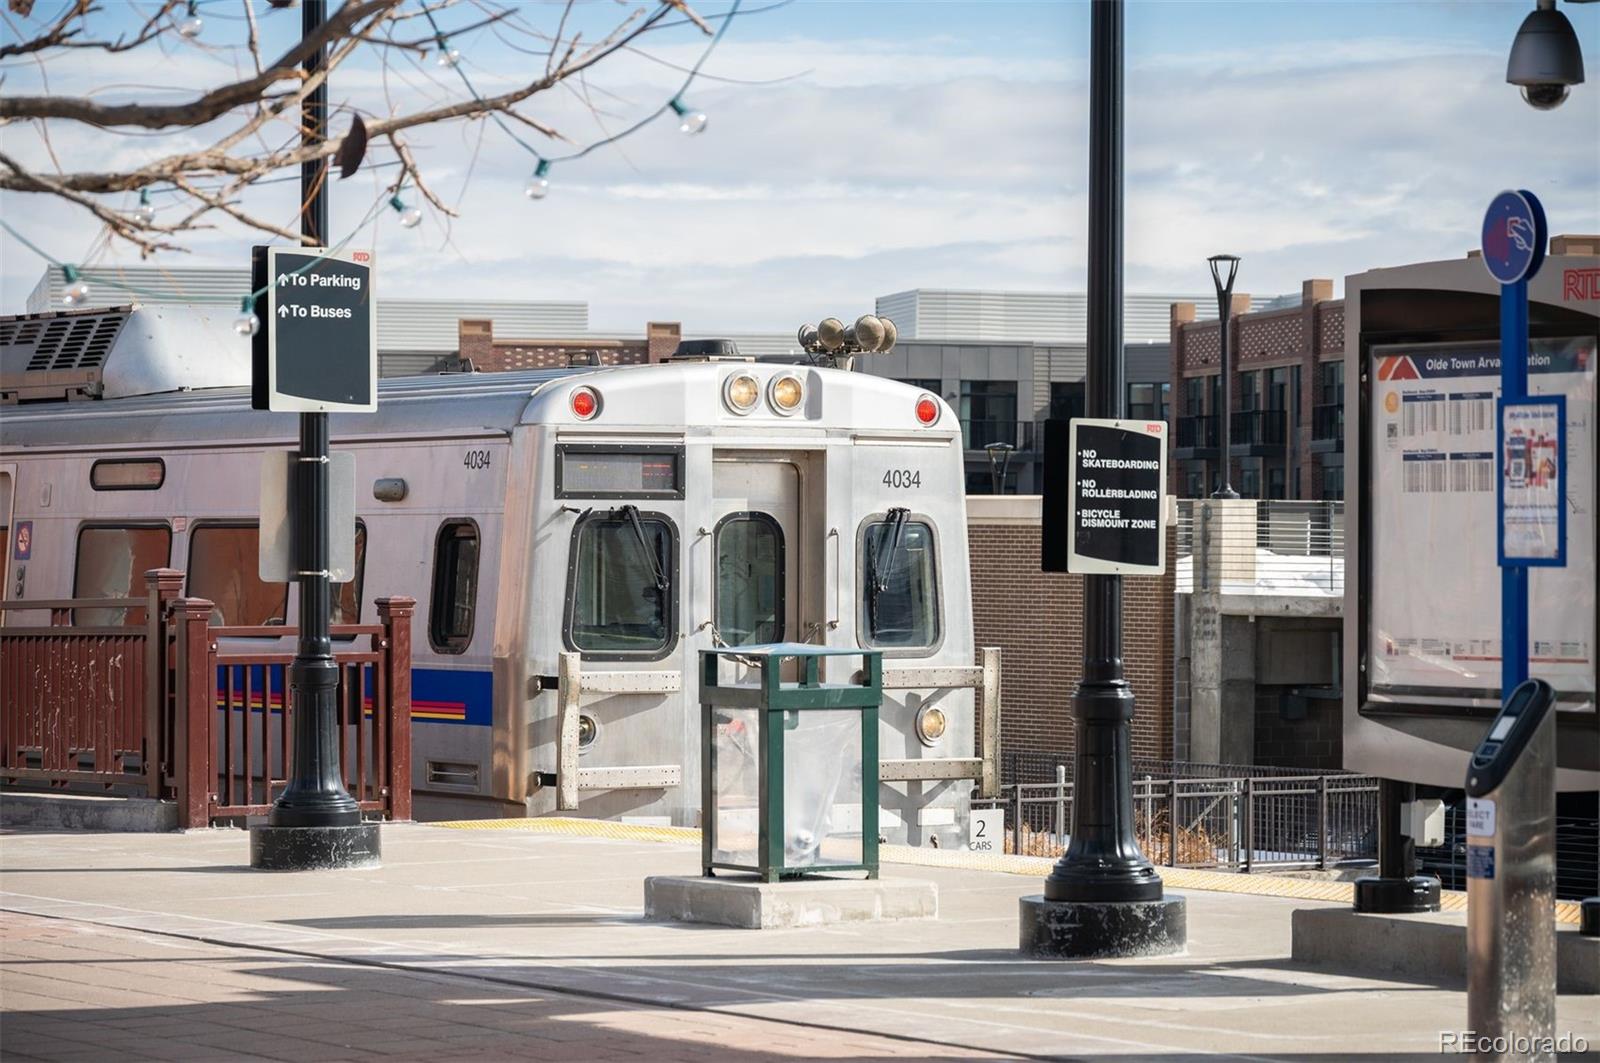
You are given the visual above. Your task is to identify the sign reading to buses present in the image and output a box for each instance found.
[1066,418,1168,576]
[251,245,377,412]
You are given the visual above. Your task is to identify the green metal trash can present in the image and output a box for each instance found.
[700,644,882,882]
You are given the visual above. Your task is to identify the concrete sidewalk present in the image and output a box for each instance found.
[2,822,1597,1062]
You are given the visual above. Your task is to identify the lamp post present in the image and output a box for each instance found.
[1020,0,1185,959]
[984,442,1015,495]
[1208,254,1240,499]
[249,0,379,871]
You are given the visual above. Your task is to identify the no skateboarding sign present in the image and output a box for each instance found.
[1066,418,1168,575]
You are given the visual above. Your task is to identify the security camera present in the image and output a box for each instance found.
[1507,0,1586,111]
[1521,82,1571,109]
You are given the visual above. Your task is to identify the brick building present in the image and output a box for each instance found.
[1170,280,1346,500]
[456,318,683,371]
[967,496,1175,773]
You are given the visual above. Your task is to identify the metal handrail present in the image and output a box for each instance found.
[974,768,1379,872]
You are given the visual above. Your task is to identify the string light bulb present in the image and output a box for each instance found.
[134,188,155,224]
[669,97,708,135]
[234,295,260,337]
[389,194,422,229]
[61,265,90,306]
[524,159,551,200]
[177,1,203,38]
[435,36,460,68]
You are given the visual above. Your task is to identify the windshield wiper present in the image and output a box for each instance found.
[871,507,911,595]
[617,504,667,591]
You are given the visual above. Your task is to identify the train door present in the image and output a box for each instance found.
[709,457,799,647]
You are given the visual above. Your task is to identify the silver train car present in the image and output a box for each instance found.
[0,305,996,840]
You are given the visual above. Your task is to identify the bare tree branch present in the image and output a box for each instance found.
[0,0,401,127]
[0,0,748,255]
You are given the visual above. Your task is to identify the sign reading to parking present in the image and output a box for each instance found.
[251,245,376,412]
[1066,418,1167,575]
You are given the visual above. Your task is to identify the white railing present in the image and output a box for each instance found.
[1175,499,1344,597]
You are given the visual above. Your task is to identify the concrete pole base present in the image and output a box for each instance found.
[1352,875,1440,914]
[1019,894,1187,959]
[250,823,381,871]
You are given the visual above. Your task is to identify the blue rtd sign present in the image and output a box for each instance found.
[1480,190,1546,286]
[1480,189,1556,696]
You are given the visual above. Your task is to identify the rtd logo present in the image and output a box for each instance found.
[352,250,371,263]
[1564,267,1600,302]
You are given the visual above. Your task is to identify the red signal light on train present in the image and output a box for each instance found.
[571,386,599,420]
[915,394,940,426]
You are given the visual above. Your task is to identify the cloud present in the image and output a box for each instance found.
[3,11,1597,329]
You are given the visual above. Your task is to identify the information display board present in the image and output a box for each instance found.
[1498,396,1566,566]
[1367,336,1594,708]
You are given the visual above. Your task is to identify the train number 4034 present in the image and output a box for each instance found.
[882,469,921,489]
[463,449,492,470]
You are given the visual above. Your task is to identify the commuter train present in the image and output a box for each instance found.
[0,304,995,840]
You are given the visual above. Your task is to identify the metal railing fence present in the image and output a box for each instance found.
[961,419,1036,452]
[1174,499,1344,596]
[1230,408,1291,447]
[1416,802,1599,902]
[1312,403,1343,443]
[1176,415,1218,450]
[1000,750,1317,787]
[1,569,414,828]
[973,767,1378,873]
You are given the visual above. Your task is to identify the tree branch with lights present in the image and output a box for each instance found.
[0,0,739,262]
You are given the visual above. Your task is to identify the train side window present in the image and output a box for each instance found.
[714,513,784,646]
[859,513,940,651]
[188,524,288,628]
[429,520,480,654]
[565,508,677,659]
[73,524,171,626]
[332,520,368,636]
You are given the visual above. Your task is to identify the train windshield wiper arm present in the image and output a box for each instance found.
[871,507,911,596]
[618,504,667,591]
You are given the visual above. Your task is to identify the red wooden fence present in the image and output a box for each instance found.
[0,568,413,828]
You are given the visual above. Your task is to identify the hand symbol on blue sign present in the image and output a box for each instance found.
[1506,216,1534,254]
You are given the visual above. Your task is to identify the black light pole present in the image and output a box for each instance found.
[251,0,379,870]
[1208,254,1240,499]
[1020,0,1184,958]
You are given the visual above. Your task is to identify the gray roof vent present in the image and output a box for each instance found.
[4,310,128,373]
[1,303,250,404]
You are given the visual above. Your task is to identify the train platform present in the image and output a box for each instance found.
[3,820,1597,1062]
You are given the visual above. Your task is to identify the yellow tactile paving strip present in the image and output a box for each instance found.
[430,816,1583,924]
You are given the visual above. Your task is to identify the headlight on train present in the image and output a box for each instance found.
[723,373,760,414]
[768,373,804,415]
[570,385,600,420]
[915,703,947,747]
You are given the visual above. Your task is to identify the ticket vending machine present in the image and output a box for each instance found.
[1465,678,1557,1050]
[1342,246,1598,908]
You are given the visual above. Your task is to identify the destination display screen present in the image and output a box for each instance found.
[556,446,684,499]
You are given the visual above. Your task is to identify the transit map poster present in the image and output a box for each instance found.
[1367,336,1595,710]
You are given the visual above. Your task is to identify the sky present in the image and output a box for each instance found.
[1,0,1597,332]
